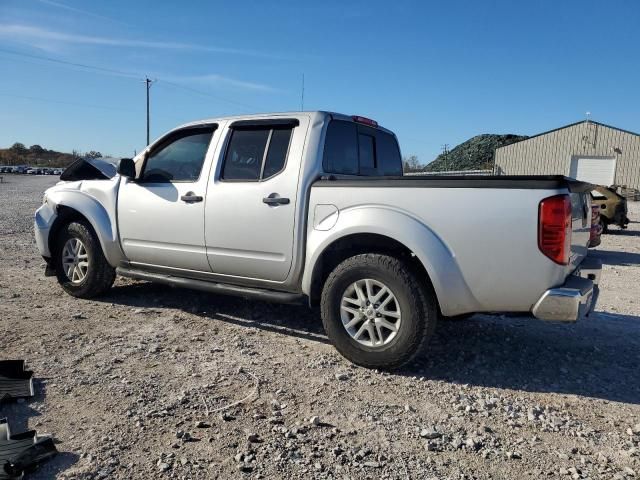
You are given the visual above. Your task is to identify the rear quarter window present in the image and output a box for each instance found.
[323,119,402,176]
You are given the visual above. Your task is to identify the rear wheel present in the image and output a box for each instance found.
[320,253,437,369]
[54,221,116,298]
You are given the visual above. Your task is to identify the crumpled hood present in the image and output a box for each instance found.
[60,157,119,181]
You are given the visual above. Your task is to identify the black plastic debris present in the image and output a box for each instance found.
[0,419,57,479]
[0,361,34,402]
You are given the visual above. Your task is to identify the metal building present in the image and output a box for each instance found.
[494,120,640,192]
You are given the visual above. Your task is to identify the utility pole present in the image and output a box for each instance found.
[145,77,155,146]
[300,73,305,111]
[441,144,450,172]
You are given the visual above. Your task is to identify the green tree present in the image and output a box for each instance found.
[29,144,45,154]
[403,155,422,173]
[85,151,103,159]
[10,142,27,154]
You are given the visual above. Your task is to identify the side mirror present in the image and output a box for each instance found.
[117,158,136,179]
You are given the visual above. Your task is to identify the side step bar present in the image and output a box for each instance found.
[116,267,305,305]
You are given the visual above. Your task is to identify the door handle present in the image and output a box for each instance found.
[263,194,290,205]
[181,192,203,203]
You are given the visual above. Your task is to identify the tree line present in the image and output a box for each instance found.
[0,143,103,167]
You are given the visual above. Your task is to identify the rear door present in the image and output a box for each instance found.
[204,117,308,282]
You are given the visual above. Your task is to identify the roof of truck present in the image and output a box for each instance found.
[175,111,396,135]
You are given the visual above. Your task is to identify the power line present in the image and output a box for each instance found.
[0,47,141,79]
[0,92,134,111]
[157,80,259,111]
[0,48,264,110]
[1,48,268,143]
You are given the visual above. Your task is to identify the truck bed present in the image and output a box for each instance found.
[309,175,593,316]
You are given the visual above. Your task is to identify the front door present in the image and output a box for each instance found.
[118,125,217,272]
[204,117,307,282]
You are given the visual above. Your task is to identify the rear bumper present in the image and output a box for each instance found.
[532,257,601,322]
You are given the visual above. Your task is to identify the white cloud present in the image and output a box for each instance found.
[0,24,286,59]
[162,74,278,93]
[36,0,129,26]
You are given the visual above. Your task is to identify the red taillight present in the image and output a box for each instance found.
[538,194,572,265]
[351,115,378,128]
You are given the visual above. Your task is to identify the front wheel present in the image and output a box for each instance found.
[54,221,116,298]
[320,253,437,370]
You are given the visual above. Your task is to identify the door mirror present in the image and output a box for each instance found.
[118,158,136,179]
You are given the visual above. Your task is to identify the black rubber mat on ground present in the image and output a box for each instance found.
[0,362,34,402]
[0,419,57,479]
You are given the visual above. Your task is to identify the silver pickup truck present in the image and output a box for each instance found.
[34,111,601,369]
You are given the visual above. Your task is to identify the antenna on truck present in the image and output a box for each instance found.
[300,73,305,111]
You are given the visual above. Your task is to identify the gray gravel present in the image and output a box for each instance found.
[1,174,639,479]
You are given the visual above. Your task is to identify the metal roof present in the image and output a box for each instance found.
[496,120,640,151]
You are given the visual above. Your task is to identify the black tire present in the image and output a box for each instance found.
[320,253,437,370]
[600,218,609,234]
[54,220,116,298]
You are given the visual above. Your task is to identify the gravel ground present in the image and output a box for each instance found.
[1,174,639,480]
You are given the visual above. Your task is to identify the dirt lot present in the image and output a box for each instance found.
[1,174,639,480]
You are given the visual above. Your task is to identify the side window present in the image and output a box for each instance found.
[323,120,402,176]
[263,128,292,179]
[141,127,214,182]
[323,121,358,174]
[222,127,293,181]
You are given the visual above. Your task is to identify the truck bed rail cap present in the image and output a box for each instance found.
[313,175,593,191]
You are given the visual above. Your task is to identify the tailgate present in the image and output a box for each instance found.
[568,190,592,270]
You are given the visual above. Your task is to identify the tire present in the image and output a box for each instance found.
[54,220,116,298]
[599,218,609,234]
[320,253,437,370]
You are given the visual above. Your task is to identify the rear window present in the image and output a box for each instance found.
[323,120,402,176]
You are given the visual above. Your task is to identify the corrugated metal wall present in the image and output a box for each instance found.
[494,121,640,190]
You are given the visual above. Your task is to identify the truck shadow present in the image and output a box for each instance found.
[591,249,640,266]
[103,281,640,405]
[103,281,328,343]
[414,311,640,405]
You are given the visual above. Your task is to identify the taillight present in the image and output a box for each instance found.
[538,194,572,265]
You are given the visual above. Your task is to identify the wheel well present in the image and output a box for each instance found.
[308,233,437,308]
[48,206,90,256]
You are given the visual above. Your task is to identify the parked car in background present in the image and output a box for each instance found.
[34,111,602,369]
[591,186,630,232]
[589,205,602,248]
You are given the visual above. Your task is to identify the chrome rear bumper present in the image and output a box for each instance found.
[532,258,602,322]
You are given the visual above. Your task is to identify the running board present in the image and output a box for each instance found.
[116,267,305,305]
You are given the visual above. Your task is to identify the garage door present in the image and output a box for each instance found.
[569,156,616,186]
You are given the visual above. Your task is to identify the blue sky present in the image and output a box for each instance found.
[0,0,638,163]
